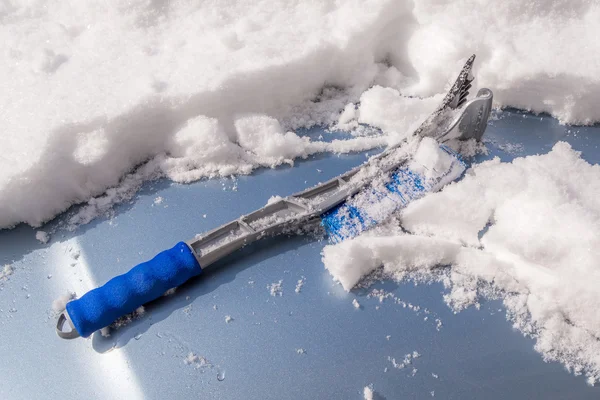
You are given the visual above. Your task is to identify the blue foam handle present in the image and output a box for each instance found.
[65,242,201,337]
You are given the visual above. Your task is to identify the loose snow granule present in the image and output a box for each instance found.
[497,142,524,155]
[386,335,391,340]
[0,264,14,280]
[352,299,360,309]
[430,391,435,397]
[70,249,80,260]
[412,351,421,359]
[363,385,374,400]
[225,315,233,323]
[184,352,210,370]
[164,287,177,296]
[100,327,111,337]
[296,348,306,355]
[295,277,305,293]
[388,356,405,369]
[153,196,163,205]
[412,368,418,376]
[432,373,439,379]
[184,353,197,365]
[36,231,50,244]
[268,280,283,296]
[52,291,76,313]
[213,304,218,310]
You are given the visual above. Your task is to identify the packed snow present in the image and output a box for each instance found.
[1,0,599,229]
[323,142,600,384]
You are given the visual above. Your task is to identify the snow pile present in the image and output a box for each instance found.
[323,142,600,384]
[357,88,442,143]
[1,0,599,229]
[408,0,600,124]
[162,115,387,184]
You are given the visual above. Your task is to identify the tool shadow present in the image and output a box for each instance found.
[91,232,321,353]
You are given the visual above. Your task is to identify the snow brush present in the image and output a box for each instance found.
[57,55,493,339]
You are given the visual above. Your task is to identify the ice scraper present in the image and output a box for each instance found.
[57,55,493,339]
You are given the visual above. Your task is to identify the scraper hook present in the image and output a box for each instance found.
[56,311,80,339]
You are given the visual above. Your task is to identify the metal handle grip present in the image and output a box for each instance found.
[63,242,201,338]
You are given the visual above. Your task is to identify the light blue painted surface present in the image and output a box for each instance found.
[0,111,599,399]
